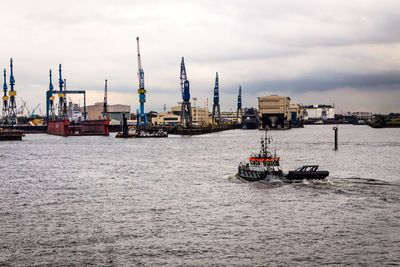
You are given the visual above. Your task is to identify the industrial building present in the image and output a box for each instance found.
[152,105,210,126]
[258,95,291,128]
[85,102,130,122]
[67,102,82,123]
[219,112,241,123]
[152,111,180,125]
[289,104,301,125]
[343,111,373,120]
[301,105,335,121]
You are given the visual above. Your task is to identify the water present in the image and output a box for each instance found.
[1,125,400,266]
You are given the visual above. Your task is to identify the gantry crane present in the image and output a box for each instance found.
[136,37,147,125]
[8,58,17,125]
[46,64,87,121]
[211,72,221,124]
[2,69,9,125]
[236,85,242,122]
[180,57,192,127]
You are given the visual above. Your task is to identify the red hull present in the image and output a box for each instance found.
[47,120,109,136]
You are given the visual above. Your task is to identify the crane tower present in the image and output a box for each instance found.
[57,64,67,119]
[103,79,108,120]
[8,58,17,125]
[2,69,9,125]
[236,85,242,122]
[136,37,147,125]
[48,69,55,120]
[211,72,221,124]
[180,57,192,127]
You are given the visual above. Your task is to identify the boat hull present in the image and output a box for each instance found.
[0,130,24,141]
[237,168,283,182]
[286,170,329,181]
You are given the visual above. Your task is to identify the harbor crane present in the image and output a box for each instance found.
[8,58,17,125]
[30,103,41,117]
[103,79,108,120]
[236,85,242,122]
[17,99,26,116]
[211,72,221,124]
[46,64,87,121]
[180,57,192,127]
[136,37,147,125]
[2,69,9,125]
[57,64,67,119]
[48,69,55,120]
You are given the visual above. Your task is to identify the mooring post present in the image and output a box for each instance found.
[333,126,338,150]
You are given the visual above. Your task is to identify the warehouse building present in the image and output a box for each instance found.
[258,95,291,128]
[85,102,130,122]
[152,106,210,126]
[301,105,335,121]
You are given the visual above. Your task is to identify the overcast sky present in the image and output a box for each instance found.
[1,0,399,114]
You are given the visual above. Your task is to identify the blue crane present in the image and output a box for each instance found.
[57,64,67,119]
[237,85,243,122]
[180,57,192,127]
[103,79,108,120]
[48,69,56,120]
[8,58,17,125]
[211,72,221,124]
[2,69,9,125]
[136,37,147,125]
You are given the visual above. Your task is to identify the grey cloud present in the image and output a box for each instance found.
[246,71,400,94]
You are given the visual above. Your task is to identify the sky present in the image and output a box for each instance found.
[1,0,400,114]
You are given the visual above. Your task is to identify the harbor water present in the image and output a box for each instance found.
[1,125,399,266]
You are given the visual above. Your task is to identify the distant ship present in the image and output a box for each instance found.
[241,108,260,129]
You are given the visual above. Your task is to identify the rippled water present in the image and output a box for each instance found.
[1,125,399,266]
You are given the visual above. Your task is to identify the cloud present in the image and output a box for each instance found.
[0,0,399,113]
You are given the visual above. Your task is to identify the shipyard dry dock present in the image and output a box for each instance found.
[47,120,109,136]
[1,122,239,136]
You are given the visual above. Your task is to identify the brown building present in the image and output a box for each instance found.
[85,102,130,122]
[153,106,210,125]
[258,95,290,128]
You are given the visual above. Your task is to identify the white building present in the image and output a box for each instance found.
[302,105,335,121]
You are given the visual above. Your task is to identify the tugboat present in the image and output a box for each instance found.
[237,131,283,181]
[237,130,329,182]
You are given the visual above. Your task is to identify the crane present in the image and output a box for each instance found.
[17,99,26,115]
[236,85,242,123]
[2,68,9,125]
[8,58,17,125]
[57,64,66,119]
[30,103,41,117]
[211,72,221,124]
[48,69,55,120]
[103,79,108,120]
[136,37,147,125]
[180,57,192,127]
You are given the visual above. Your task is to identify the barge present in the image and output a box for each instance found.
[0,128,24,141]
